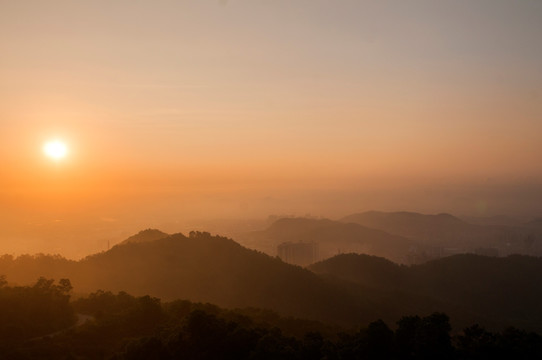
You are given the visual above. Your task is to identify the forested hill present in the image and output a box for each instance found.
[119,228,169,244]
[310,253,542,332]
[5,281,542,359]
[0,231,397,327]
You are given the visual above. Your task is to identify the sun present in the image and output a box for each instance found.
[43,140,68,160]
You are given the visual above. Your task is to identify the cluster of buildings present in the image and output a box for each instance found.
[277,242,319,267]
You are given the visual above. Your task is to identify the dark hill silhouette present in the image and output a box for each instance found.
[310,253,405,289]
[120,228,169,245]
[0,231,406,327]
[310,253,542,332]
[239,217,418,263]
[407,254,542,325]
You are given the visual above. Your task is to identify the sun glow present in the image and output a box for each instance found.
[43,140,68,160]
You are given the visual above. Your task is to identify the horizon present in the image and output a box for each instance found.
[1,0,541,258]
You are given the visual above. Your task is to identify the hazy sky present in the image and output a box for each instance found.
[1,1,542,256]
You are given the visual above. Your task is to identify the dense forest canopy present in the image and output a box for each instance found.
[2,278,542,359]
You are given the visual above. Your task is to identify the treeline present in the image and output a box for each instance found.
[113,312,542,360]
[0,276,75,345]
[2,278,542,359]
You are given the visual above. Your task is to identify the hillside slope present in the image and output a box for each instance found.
[310,253,542,331]
[0,231,400,327]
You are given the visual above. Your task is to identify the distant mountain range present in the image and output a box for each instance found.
[342,211,470,243]
[238,217,419,263]
[459,215,526,227]
[340,211,541,259]
[237,211,542,264]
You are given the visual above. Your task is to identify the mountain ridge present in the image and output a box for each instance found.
[0,231,391,327]
[239,217,419,263]
[310,252,542,331]
[340,210,541,256]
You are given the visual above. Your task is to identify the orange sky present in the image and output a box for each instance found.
[1,1,542,257]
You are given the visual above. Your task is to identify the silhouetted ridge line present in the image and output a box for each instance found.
[310,252,542,331]
[0,230,387,326]
[340,210,542,258]
[119,228,170,245]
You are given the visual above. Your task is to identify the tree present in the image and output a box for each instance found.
[396,313,453,359]
[367,319,394,358]
[58,278,73,294]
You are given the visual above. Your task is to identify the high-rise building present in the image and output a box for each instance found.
[277,242,319,266]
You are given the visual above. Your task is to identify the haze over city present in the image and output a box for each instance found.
[1,0,541,258]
